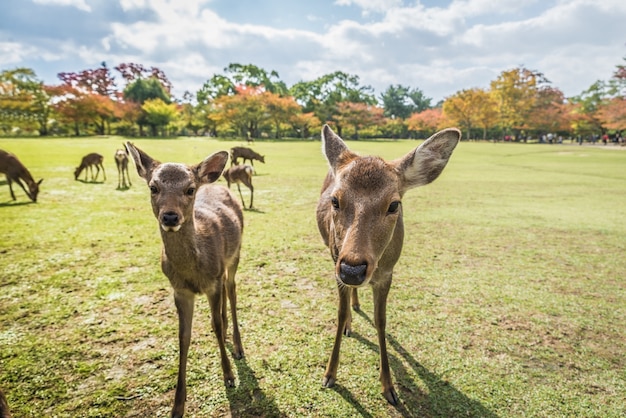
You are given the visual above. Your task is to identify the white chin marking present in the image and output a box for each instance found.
[161,224,182,232]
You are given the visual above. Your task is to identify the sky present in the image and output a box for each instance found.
[1,0,625,103]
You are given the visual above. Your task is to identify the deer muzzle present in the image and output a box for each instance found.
[338,261,368,286]
[160,211,182,232]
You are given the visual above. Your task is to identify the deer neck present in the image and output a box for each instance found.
[159,219,200,266]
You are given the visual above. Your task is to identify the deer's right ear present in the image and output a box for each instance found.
[126,142,158,181]
[196,151,229,184]
[321,125,350,174]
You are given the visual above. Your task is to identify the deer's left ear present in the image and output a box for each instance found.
[322,125,353,174]
[394,128,461,192]
[196,151,228,183]
[126,142,159,181]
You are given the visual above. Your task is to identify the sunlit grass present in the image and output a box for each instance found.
[1,136,625,417]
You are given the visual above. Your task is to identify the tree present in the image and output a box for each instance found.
[380,84,413,119]
[214,85,269,138]
[527,87,571,136]
[263,92,301,138]
[0,68,52,135]
[490,67,549,135]
[224,63,288,95]
[142,98,178,136]
[406,108,444,137]
[290,71,376,135]
[335,102,384,139]
[115,62,173,95]
[124,77,171,135]
[442,89,486,139]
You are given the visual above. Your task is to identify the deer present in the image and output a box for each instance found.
[222,164,254,209]
[125,142,244,418]
[316,125,460,405]
[74,153,106,182]
[230,147,265,168]
[0,149,43,203]
[114,148,131,189]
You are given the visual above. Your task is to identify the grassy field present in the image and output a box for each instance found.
[0,135,625,417]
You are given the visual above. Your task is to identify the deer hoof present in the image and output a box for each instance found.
[352,304,360,312]
[322,376,336,388]
[224,377,236,388]
[233,348,244,360]
[383,386,399,405]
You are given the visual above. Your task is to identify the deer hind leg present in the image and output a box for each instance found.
[235,183,246,209]
[172,290,195,418]
[373,283,398,405]
[226,257,243,359]
[6,177,16,200]
[207,284,236,387]
[101,163,106,181]
[323,285,350,388]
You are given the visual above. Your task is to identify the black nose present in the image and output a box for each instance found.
[162,212,179,226]
[339,261,367,286]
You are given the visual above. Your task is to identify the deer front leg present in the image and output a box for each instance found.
[207,286,236,387]
[6,178,16,200]
[235,184,246,209]
[323,285,351,388]
[373,283,398,405]
[172,290,195,418]
[226,263,243,359]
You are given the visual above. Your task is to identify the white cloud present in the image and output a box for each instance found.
[335,0,402,14]
[32,0,91,12]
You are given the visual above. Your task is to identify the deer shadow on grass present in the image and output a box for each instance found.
[225,348,285,417]
[0,200,34,207]
[337,310,499,418]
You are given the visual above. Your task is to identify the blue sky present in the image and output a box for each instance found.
[1,0,625,102]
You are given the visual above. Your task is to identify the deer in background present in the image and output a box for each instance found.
[0,149,43,203]
[126,142,244,418]
[222,164,254,209]
[316,125,460,405]
[0,388,11,418]
[114,148,131,189]
[230,147,264,168]
[74,153,106,182]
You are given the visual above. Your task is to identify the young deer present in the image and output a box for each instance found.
[316,125,460,405]
[230,147,265,168]
[222,164,254,209]
[0,149,43,202]
[126,143,244,418]
[114,148,131,189]
[74,153,106,182]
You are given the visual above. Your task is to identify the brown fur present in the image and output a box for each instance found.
[74,153,106,182]
[316,125,460,405]
[126,142,244,418]
[222,164,254,209]
[114,148,131,189]
[0,149,43,202]
[230,147,265,167]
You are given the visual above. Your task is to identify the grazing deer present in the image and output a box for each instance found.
[74,153,106,182]
[114,148,131,189]
[126,142,244,418]
[222,164,254,209]
[230,147,265,168]
[316,125,460,405]
[0,149,43,203]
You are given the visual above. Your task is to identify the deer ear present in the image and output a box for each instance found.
[394,128,461,192]
[321,125,351,173]
[196,151,228,183]
[126,142,159,181]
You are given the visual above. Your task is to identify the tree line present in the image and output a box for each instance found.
[0,59,624,141]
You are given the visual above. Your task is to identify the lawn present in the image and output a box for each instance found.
[0,135,625,417]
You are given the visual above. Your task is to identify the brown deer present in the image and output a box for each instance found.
[0,149,43,202]
[316,125,460,405]
[222,164,254,209]
[114,148,131,189]
[230,147,265,168]
[126,142,244,418]
[74,153,106,182]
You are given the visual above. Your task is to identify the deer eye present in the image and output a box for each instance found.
[331,196,340,210]
[387,201,400,214]
[149,185,158,195]
[186,187,195,196]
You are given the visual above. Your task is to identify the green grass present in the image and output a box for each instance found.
[1,136,625,417]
